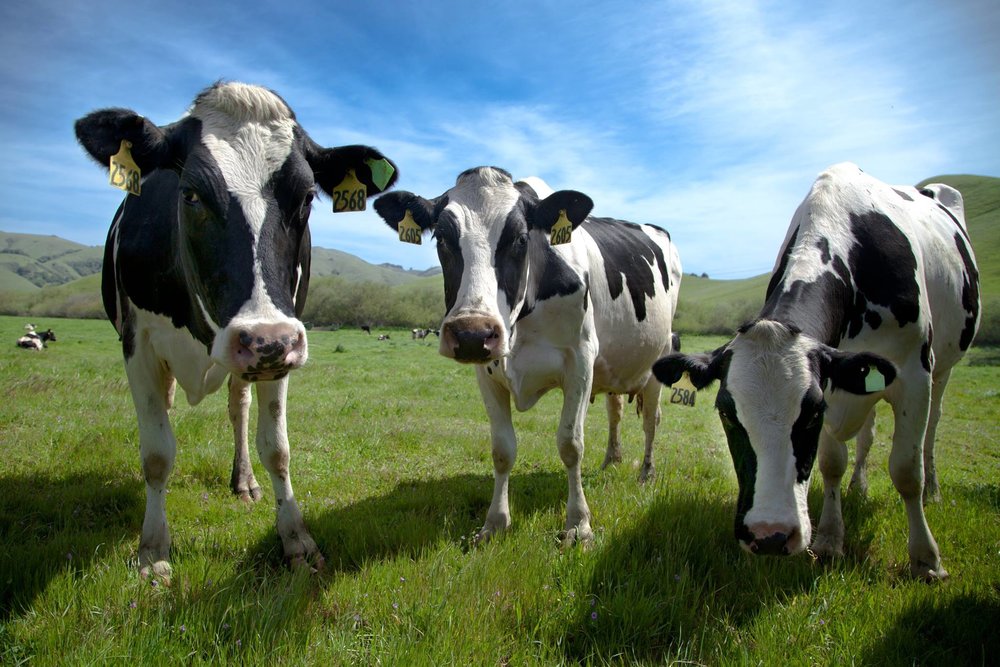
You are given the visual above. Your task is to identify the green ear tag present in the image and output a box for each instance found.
[398,210,422,245]
[365,158,395,191]
[333,169,366,213]
[550,209,572,245]
[668,372,697,408]
[109,140,141,196]
[864,368,886,393]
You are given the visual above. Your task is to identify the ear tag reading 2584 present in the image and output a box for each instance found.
[550,209,572,245]
[398,210,422,245]
[333,169,366,213]
[109,140,141,196]
[668,371,697,408]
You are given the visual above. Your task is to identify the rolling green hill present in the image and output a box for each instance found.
[0,232,104,292]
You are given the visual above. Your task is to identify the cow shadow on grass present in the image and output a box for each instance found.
[237,469,567,575]
[0,471,142,622]
[552,484,883,663]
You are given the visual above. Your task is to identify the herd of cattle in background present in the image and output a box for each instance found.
[60,82,978,583]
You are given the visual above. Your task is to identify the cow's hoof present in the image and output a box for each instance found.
[560,525,594,550]
[638,463,655,484]
[846,477,868,498]
[911,560,948,582]
[236,486,263,503]
[600,450,622,470]
[139,559,172,585]
[290,552,325,574]
[810,533,844,559]
[922,488,941,505]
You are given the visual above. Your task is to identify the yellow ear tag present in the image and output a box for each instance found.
[109,140,141,196]
[668,371,697,408]
[550,209,572,245]
[332,169,366,213]
[397,210,422,245]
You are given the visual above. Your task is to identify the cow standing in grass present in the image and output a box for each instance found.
[375,167,681,545]
[653,163,980,579]
[75,82,398,579]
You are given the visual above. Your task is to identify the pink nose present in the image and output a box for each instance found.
[745,522,802,556]
[228,322,307,380]
[440,316,503,363]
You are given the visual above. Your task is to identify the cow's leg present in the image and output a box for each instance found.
[848,409,876,497]
[228,376,262,502]
[557,359,594,547]
[922,368,951,505]
[125,346,176,581]
[601,394,624,470]
[254,378,323,570]
[637,379,663,483]
[474,366,517,544]
[888,370,945,580]
[813,429,848,558]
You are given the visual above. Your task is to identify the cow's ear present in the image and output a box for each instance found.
[818,347,897,395]
[308,144,399,197]
[652,346,728,389]
[531,190,594,233]
[373,191,437,234]
[74,109,172,174]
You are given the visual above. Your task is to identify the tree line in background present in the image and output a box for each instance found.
[1,277,997,344]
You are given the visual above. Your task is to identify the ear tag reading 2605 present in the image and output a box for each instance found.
[864,367,886,393]
[668,372,697,408]
[398,210,422,245]
[333,169,366,213]
[109,140,141,196]
[550,209,572,245]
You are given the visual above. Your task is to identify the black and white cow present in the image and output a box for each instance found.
[16,328,56,350]
[375,167,681,545]
[653,163,980,580]
[75,82,398,579]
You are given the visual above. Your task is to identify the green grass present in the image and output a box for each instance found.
[1,318,998,665]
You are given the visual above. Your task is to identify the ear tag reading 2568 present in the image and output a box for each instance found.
[333,169,366,213]
[668,372,697,408]
[398,210,422,245]
[109,140,141,196]
[550,209,572,245]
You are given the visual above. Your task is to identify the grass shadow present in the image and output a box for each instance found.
[0,471,142,621]
[237,469,567,575]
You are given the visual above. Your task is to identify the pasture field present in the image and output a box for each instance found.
[1,315,997,665]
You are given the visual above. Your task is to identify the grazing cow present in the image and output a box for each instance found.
[75,82,398,579]
[16,328,56,350]
[375,167,681,545]
[653,163,980,580]
[361,325,372,335]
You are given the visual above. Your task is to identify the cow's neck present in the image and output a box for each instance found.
[759,271,851,347]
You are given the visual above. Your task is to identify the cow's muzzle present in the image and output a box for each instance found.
[222,321,308,381]
[740,522,803,556]
[440,315,503,363]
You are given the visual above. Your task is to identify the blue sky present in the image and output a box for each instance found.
[1,0,997,278]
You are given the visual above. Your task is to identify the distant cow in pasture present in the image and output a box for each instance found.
[411,328,433,339]
[378,334,391,341]
[375,167,681,545]
[361,325,372,335]
[653,163,980,580]
[75,81,398,579]
[16,328,56,350]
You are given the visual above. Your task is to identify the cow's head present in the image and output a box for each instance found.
[75,82,397,381]
[652,319,896,556]
[374,167,592,362]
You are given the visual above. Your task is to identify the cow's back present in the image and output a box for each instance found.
[577,219,680,394]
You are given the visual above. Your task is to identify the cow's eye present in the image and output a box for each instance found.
[299,192,315,219]
[181,189,201,206]
[515,233,528,248]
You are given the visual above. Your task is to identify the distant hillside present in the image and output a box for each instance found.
[0,232,103,292]
[0,231,438,293]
